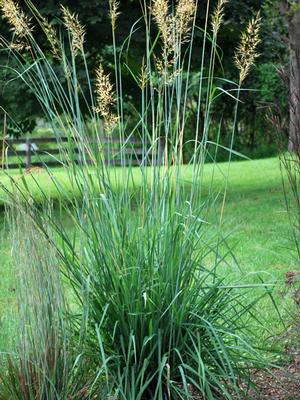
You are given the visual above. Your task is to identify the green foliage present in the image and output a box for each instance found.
[0,0,289,159]
[65,192,268,399]
[1,157,291,397]
[0,157,296,354]
[257,63,286,105]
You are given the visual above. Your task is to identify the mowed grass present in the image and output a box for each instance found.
[0,157,298,347]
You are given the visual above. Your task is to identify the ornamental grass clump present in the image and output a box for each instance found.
[0,206,96,400]
[0,0,269,398]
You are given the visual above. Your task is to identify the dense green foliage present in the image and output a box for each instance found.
[0,158,296,369]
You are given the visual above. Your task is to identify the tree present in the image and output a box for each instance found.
[288,1,300,152]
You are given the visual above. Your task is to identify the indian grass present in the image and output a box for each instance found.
[0,0,273,399]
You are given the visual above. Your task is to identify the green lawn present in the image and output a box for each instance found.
[0,157,298,347]
[0,156,288,204]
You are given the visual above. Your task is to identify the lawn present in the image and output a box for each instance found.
[0,157,298,348]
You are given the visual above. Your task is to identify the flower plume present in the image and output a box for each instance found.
[211,0,228,36]
[152,0,196,78]
[94,64,118,132]
[0,0,33,38]
[61,5,85,55]
[152,0,172,51]
[109,0,120,31]
[139,58,148,90]
[176,0,197,40]
[234,12,261,84]
[41,17,61,59]
[152,0,196,52]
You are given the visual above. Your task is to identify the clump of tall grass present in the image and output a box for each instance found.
[0,206,97,399]
[0,0,269,398]
[277,130,300,358]
[268,65,300,368]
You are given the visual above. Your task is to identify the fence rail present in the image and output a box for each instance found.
[1,136,163,169]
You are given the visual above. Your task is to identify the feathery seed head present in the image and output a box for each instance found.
[154,55,165,77]
[61,5,85,55]
[176,0,197,39]
[104,113,119,133]
[139,58,148,90]
[152,0,173,51]
[0,0,33,38]
[154,55,181,85]
[41,17,61,60]
[153,0,196,55]
[152,0,169,30]
[109,0,120,31]
[9,41,30,51]
[211,0,228,36]
[95,64,115,116]
[94,64,118,132]
[234,12,261,84]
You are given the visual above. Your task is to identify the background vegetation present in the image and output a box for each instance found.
[0,0,288,160]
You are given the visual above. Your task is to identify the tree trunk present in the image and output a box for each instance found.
[288,1,300,153]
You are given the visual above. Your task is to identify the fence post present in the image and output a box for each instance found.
[158,137,165,166]
[2,112,6,170]
[26,137,31,168]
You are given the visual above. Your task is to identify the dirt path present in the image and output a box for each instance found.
[251,361,300,399]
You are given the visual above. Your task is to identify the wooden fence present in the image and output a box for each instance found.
[1,136,164,169]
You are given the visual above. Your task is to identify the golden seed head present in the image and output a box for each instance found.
[154,55,165,77]
[152,0,169,30]
[94,64,118,132]
[109,0,120,31]
[139,58,148,90]
[9,41,30,51]
[61,5,85,55]
[154,55,181,85]
[175,0,197,39]
[104,113,119,133]
[152,0,173,51]
[41,17,61,60]
[234,12,261,84]
[153,0,196,55]
[95,64,115,116]
[211,0,228,36]
[0,0,33,38]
